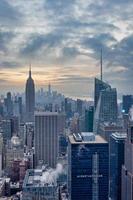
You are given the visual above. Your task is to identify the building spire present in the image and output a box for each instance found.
[100,49,103,81]
[29,63,31,78]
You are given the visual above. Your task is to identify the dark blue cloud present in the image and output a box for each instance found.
[0,61,19,69]
[20,32,66,57]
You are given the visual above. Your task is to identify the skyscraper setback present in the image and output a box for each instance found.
[25,67,35,122]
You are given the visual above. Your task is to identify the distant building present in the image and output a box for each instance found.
[99,122,123,142]
[5,135,24,171]
[122,95,133,114]
[68,132,109,200]
[85,106,94,132]
[121,108,133,200]
[0,178,5,197]
[109,132,126,200]
[22,166,59,200]
[77,99,83,116]
[4,92,13,118]
[25,67,35,122]
[34,112,65,168]
[0,119,12,143]
[0,134,3,177]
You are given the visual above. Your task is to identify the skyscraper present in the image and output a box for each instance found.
[121,108,133,200]
[109,132,126,200]
[34,112,65,168]
[94,86,118,134]
[68,132,109,200]
[25,67,35,122]
[122,95,133,114]
[4,92,13,117]
[85,106,94,132]
[94,78,110,110]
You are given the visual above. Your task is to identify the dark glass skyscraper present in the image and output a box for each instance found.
[68,132,109,200]
[121,109,133,200]
[122,95,133,114]
[85,106,94,132]
[94,86,118,134]
[25,68,35,122]
[94,78,110,110]
[109,132,126,200]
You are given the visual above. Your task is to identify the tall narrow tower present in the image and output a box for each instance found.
[25,66,35,122]
[100,49,103,81]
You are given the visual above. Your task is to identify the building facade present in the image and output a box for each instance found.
[68,132,109,200]
[121,109,133,200]
[94,87,117,134]
[34,112,64,168]
[85,106,94,132]
[109,132,126,200]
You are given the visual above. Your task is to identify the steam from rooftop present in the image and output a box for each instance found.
[41,163,64,185]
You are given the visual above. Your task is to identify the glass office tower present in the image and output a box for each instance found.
[68,132,109,200]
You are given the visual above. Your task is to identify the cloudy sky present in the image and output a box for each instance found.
[0,0,133,99]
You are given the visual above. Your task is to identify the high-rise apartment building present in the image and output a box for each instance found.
[34,112,65,168]
[68,132,109,200]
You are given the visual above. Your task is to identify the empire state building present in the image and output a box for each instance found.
[25,67,35,122]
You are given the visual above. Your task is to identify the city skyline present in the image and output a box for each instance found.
[0,0,133,99]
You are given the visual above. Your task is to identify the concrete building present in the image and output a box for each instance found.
[68,132,109,200]
[22,166,59,200]
[5,135,24,171]
[34,112,65,168]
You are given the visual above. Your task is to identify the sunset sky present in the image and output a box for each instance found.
[0,0,133,99]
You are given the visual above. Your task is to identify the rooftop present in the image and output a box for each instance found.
[35,111,59,116]
[112,132,127,140]
[69,133,107,144]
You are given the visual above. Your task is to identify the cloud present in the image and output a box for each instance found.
[20,32,65,57]
[0,61,19,69]
[0,0,22,26]
[0,31,14,53]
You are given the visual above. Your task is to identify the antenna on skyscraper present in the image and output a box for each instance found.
[100,49,103,81]
[29,63,31,77]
